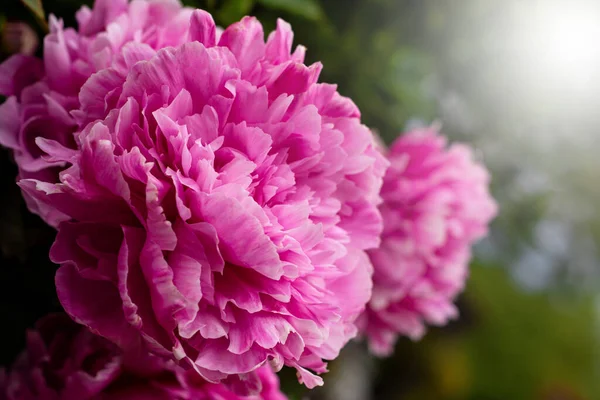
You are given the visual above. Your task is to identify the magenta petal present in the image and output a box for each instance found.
[0,54,43,97]
[120,42,239,114]
[78,68,124,123]
[195,193,284,280]
[338,201,383,250]
[189,10,217,47]
[113,42,156,74]
[144,180,178,251]
[43,21,75,94]
[78,0,128,36]
[268,62,321,98]
[56,264,138,349]
[294,365,323,389]
[194,339,267,374]
[214,266,263,314]
[218,16,265,76]
[328,249,373,321]
[184,105,220,145]
[180,306,228,340]
[139,239,188,332]
[36,137,78,163]
[18,179,136,225]
[0,97,20,150]
[62,360,122,399]
[265,19,295,64]
[118,227,175,355]
[227,313,294,354]
[117,226,146,330]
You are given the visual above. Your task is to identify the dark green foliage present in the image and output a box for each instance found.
[257,0,323,21]
[20,0,47,29]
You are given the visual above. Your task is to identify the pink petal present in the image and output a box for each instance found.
[189,10,217,47]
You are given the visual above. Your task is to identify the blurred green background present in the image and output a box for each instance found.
[2,0,600,399]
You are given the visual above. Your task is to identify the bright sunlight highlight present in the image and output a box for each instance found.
[525,1,600,86]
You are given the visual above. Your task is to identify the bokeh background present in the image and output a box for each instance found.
[1,0,600,399]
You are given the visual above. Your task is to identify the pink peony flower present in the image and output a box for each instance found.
[18,4,387,389]
[1,314,287,400]
[0,0,193,226]
[358,127,497,356]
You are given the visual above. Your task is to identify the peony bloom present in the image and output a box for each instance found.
[0,314,287,400]
[18,4,387,389]
[0,0,193,226]
[358,127,497,356]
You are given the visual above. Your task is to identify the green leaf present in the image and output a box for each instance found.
[257,0,324,21]
[20,0,47,31]
[216,0,255,26]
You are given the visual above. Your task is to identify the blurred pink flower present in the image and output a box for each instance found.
[17,4,386,389]
[0,0,193,226]
[358,127,497,356]
[0,314,286,400]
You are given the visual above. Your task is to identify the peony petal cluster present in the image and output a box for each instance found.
[0,314,286,400]
[358,127,497,356]
[0,0,193,227]
[8,0,387,389]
